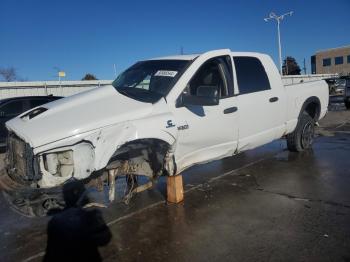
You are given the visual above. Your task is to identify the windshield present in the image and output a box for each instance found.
[112,60,191,103]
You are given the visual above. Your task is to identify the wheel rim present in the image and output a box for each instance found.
[301,122,315,149]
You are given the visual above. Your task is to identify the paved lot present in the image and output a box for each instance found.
[0,108,350,262]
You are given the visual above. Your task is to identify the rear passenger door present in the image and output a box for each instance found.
[233,56,284,150]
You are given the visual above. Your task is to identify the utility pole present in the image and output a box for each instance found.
[303,58,307,75]
[264,11,293,75]
[180,46,184,55]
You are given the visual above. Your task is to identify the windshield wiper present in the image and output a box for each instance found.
[116,86,166,103]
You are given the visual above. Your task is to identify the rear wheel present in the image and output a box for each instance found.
[287,113,315,152]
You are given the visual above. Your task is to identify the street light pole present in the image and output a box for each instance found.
[264,11,293,75]
[277,19,282,74]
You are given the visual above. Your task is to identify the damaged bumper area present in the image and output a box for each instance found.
[0,169,65,217]
[6,132,95,188]
[0,133,96,216]
[1,133,176,217]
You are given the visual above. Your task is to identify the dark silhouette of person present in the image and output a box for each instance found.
[43,180,111,262]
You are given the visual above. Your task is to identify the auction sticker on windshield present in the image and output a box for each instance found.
[154,70,178,77]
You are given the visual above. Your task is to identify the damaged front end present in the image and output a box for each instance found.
[0,83,178,217]
[0,132,176,217]
[0,133,94,217]
[5,132,95,187]
[6,132,41,184]
[0,133,44,217]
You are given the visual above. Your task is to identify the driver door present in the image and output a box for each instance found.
[173,56,239,171]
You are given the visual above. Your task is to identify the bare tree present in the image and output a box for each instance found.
[0,67,18,82]
[82,73,98,80]
[282,57,301,75]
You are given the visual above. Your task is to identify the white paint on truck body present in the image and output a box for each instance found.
[5,49,329,188]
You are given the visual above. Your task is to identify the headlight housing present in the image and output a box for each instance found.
[44,150,74,177]
[41,143,95,180]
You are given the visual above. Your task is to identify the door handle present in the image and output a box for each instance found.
[269,97,279,103]
[223,107,238,114]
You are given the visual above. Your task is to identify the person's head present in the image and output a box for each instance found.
[62,180,86,207]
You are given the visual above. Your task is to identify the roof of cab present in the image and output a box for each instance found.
[148,50,266,61]
[148,54,199,61]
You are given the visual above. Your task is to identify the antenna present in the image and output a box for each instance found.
[180,46,184,55]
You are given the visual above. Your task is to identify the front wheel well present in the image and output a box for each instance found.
[106,139,172,177]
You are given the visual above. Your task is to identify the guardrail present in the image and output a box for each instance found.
[0,80,113,99]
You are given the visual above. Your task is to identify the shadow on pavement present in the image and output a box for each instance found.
[43,180,112,262]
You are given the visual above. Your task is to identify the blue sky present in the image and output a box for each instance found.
[0,0,349,81]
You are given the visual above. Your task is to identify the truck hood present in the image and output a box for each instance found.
[6,85,154,147]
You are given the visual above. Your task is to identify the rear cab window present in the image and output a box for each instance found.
[233,56,271,95]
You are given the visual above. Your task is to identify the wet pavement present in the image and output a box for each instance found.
[1,108,350,262]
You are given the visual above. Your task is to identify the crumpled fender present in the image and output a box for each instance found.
[92,112,179,170]
[34,111,179,173]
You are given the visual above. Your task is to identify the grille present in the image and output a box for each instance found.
[6,133,40,182]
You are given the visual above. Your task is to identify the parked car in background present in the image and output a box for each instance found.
[0,96,62,146]
[325,77,346,95]
[342,76,350,109]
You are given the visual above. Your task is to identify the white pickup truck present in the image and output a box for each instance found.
[1,49,328,216]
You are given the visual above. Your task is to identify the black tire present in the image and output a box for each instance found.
[287,113,315,152]
[345,100,350,110]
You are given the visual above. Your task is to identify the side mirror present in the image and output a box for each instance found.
[177,85,220,107]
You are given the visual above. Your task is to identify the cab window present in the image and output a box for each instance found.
[185,56,233,98]
[233,56,271,94]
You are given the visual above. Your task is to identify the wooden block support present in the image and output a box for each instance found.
[167,174,184,203]
[108,169,117,202]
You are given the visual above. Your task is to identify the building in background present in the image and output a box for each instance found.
[311,46,350,75]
